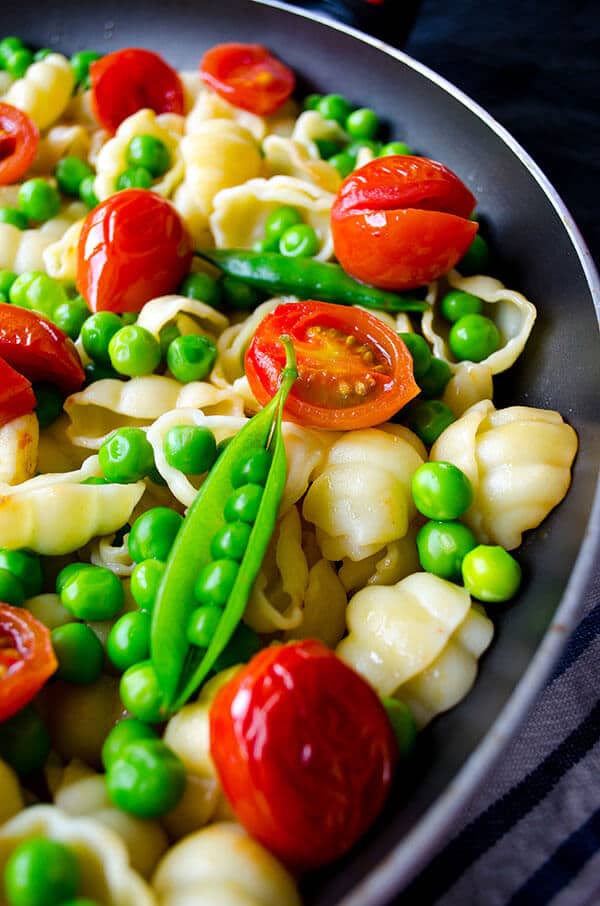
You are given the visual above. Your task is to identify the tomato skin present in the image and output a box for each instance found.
[0,359,36,428]
[200,43,295,116]
[245,300,419,429]
[0,603,57,722]
[331,155,478,290]
[0,303,84,394]
[0,103,39,186]
[76,189,193,314]
[210,639,397,870]
[90,48,185,134]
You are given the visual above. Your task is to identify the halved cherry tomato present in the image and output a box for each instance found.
[200,43,295,116]
[0,102,39,186]
[0,603,57,722]
[210,639,397,870]
[90,48,184,134]
[76,189,193,314]
[0,358,36,428]
[245,300,419,429]
[331,155,478,290]
[0,303,84,394]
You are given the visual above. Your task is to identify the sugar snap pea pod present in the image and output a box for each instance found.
[151,337,298,710]
[196,248,427,313]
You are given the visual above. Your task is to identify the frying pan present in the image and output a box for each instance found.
[2,1,599,903]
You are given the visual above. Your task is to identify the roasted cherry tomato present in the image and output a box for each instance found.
[200,43,295,116]
[331,155,478,290]
[0,603,57,722]
[0,358,36,427]
[0,103,39,186]
[90,48,185,134]
[210,639,397,869]
[245,300,419,429]
[76,189,193,314]
[0,303,84,394]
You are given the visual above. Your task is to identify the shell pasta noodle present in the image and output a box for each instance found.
[0,30,579,906]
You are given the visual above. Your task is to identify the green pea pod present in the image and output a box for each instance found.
[196,248,427,313]
[151,337,298,710]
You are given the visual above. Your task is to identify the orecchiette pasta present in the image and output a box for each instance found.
[30,123,91,175]
[263,134,342,193]
[43,218,85,283]
[185,86,298,142]
[0,413,38,485]
[0,204,85,273]
[2,53,75,129]
[284,556,348,648]
[338,522,421,594]
[289,109,348,159]
[442,360,494,417]
[214,298,284,386]
[135,294,229,341]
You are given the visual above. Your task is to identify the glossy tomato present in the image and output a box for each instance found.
[245,300,419,429]
[90,48,184,134]
[76,189,193,314]
[0,103,39,186]
[0,603,57,722]
[0,303,84,394]
[331,155,478,290]
[209,639,397,870]
[0,358,36,428]
[200,43,295,116]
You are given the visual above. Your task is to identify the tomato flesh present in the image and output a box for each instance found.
[245,300,419,429]
[0,603,57,722]
[200,43,295,116]
[209,639,397,870]
[0,103,39,186]
[0,358,36,428]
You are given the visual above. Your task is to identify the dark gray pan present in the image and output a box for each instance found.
[3,1,599,903]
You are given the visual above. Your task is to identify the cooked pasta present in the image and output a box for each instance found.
[0,413,38,485]
[2,53,75,129]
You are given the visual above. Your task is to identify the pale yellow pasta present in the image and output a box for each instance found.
[290,109,348,158]
[43,217,84,283]
[89,536,135,576]
[284,558,348,648]
[211,175,334,261]
[185,86,297,142]
[152,823,301,906]
[442,360,494,416]
[0,760,24,825]
[0,204,85,273]
[135,294,229,342]
[263,134,341,192]
[94,109,185,200]
[431,400,578,549]
[0,72,13,94]
[25,593,75,630]
[0,806,155,906]
[2,53,75,129]
[30,123,91,174]
[37,413,89,474]
[338,522,421,594]
[214,298,284,386]
[0,413,38,485]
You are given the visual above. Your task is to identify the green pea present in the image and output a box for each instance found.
[5,47,33,78]
[215,436,233,459]
[0,291,7,302]
[457,233,489,275]
[0,706,50,777]
[101,717,158,771]
[80,311,122,364]
[231,448,271,488]
[0,207,29,229]
[0,38,25,68]
[115,166,153,190]
[31,383,63,429]
[449,313,501,363]
[163,424,217,474]
[55,156,94,196]
[440,288,483,323]
[0,550,41,599]
[109,325,161,377]
[317,93,353,125]
[303,93,322,110]
[167,334,217,383]
[379,141,412,156]
[70,50,101,86]
[17,179,60,223]
[0,269,17,296]
[99,427,154,483]
[128,507,183,563]
[416,520,477,580]
[119,660,166,723]
[130,558,165,612]
[187,603,222,647]
[178,271,222,309]
[4,837,79,906]
[107,737,185,818]
[417,356,452,399]
[264,205,303,243]
[194,559,239,607]
[345,107,379,140]
[9,271,68,319]
[405,399,455,446]
[55,562,94,595]
[51,622,104,684]
[60,565,124,620]
[224,483,264,524]
[398,332,432,381]
[107,610,151,672]
[158,322,180,358]
[327,151,355,178]
[79,174,99,209]
[279,223,319,258]
[314,138,343,160]
[220,275,263,311]
[80,477,108,485]
[212,622,261,672]
[462,544,521,602]
[33,48,53,62]
[253,236,279,253]
[51,297,87,342]
[0,568,24,606]
[210,522,252,562]
[411,461,473,521]
[83,361,123,385]
[126,134,170,177]
[381,698,417,758]
[345,138,382,158]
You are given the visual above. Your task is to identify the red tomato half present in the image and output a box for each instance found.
[90,48,185,134]
[245,300,419,429]
[0,603,57,722]
[200,43,295,116]
[0,103,39,186]
[0,303,84,394]
[331,155,478,290]
[0,358,36,428]
[76,189,193,314]
[210,640,397,870]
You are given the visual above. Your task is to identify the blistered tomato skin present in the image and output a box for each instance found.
[200,43,295,116]
[0,103,40,186]
[209,639,398,870]
[331,155,478,290]
[76,190,193,313]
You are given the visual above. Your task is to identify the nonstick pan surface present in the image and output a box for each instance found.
[2,2,599,904]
